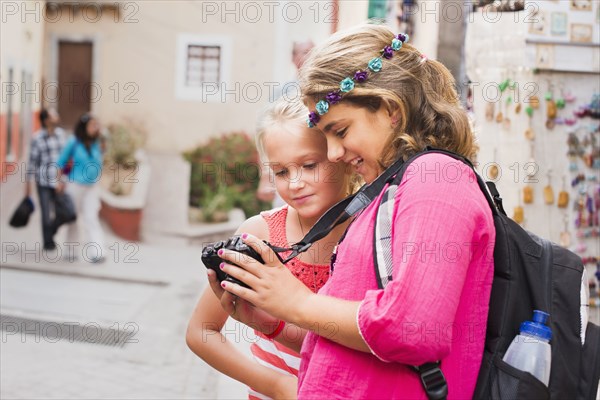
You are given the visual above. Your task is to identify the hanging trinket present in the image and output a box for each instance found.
[496,78,510,124]
[593,187,600,226]
[503,95,512,130]
[575,195,585,228]
[567,132,585,158]
[558,175,570,208]
[568,156,579,172]
[523,185,534,204]
[513,206,524,224]
[559,215,571,247]
[530,95,540,109]
[564,88,576,103]
[565,117,577,126]
[587,194,595,227]
[485,102,495,122]
[543,169,555,205]
[526,141,537,178]
[574,107,588,118]
[513,189,525,224]
[556,85,566,109]
[525,109,535,140]
[496,110,504,123]
[575,242,588,253]
[546,85,557,118]
[584,153,594,168]
[525,105,535,140]
[489,148,499,180]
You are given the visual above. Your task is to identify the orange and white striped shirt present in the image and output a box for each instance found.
[248,207,330,400]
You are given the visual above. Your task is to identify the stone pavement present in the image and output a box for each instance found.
[1,173,250,399]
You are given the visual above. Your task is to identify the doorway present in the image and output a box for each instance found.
[57,41,93,130]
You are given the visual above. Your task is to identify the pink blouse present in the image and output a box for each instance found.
[298,153,496,399]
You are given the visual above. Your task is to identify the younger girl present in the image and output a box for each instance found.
[186,98,353,399]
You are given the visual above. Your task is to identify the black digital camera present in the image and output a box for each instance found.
[201,235,283,288]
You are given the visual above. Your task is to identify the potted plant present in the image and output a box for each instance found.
[99,120,149,241]
[184,131,270,223]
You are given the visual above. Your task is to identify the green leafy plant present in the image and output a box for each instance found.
[105,121,146,168]
[103,120,147,195]
[183,131,270,221]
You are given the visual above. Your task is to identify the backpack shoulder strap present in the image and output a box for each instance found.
[372,148,494,289]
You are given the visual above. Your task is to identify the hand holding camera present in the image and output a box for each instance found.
[201,235,284,288]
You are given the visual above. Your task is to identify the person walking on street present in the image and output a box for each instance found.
[25,108,66,251]
[56,113,106,263]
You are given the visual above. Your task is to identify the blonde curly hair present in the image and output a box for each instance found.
[299,23,477,168]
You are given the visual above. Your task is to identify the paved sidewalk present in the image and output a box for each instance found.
[1,174,250,399]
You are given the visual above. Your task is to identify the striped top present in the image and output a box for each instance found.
[248,206,330,400]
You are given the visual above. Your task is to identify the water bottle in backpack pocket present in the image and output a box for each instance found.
[502,310,552,386]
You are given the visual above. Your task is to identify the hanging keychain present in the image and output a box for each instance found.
[561,86,576,125]
[504,92,513,130]
[514,77,522,114]
[593,186,600,226]
[559,215,571,247]
[496,78,510,124]
[530,94,540,110]
[544,169,555,205]
[558,175,570,208]
[587,193,595,227]
[545,81,557,130]
[523,184,534,204]
[523,145,535,204]
[485,101,495,122]
[525,104,535,140]
[489,148,499,180]
[503,77,515,130]
[556,83,567,110]
[574,190,587,252]
[513,189,525,224]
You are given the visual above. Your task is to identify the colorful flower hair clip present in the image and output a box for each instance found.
[307,33,409,128]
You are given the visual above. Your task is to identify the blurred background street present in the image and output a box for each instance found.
[1,170,250,399]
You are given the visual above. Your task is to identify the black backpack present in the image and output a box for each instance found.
[373,149,600,400]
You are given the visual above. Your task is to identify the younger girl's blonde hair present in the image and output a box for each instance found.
[255,97,361,194]
[299,23,477,167]
[255,97,307,163]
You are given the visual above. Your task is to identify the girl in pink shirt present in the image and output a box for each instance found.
[212,24,495,399]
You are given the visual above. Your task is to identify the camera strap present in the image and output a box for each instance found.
[282,156,405,263]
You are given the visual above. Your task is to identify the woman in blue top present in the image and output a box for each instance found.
[57,113,106,263]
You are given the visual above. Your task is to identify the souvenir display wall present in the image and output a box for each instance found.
[466,6,600,322]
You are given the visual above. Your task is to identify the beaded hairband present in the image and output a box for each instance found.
[307,33,410,128]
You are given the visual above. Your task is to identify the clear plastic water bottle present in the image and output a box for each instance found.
[502,310,552,386]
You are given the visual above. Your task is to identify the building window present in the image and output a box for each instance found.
[186,45,221,87]
[176,34,232,101]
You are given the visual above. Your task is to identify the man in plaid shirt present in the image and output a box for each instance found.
[26,108,66,250]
